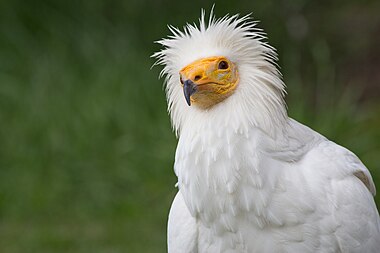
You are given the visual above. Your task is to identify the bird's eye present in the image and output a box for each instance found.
[218,60,229,70]
[180,77,184,84]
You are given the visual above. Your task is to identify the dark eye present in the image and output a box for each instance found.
[180,76,184,84]
[218,60,229,70]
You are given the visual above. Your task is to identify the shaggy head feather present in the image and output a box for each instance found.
[153,10,288,138]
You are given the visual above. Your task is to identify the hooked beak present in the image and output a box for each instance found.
[183,80,198,106]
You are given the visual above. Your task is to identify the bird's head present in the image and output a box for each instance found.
[180,56,239,108]
[153,10,287,136]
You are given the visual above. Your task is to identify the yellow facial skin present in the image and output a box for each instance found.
[179,56,239,109]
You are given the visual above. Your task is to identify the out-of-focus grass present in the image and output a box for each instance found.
[0,1,178,252]
[0,0,379,252]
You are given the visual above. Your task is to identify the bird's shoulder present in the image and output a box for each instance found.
[284,120,380,251]
[301,134,376,196]
[302,140,380,251]
[280,118,375,195]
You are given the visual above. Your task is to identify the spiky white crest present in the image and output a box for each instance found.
[153,10,288,138]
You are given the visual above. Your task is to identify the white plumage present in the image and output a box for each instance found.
[154,10,380,253]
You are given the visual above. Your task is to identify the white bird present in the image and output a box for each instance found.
[153,10,380,253]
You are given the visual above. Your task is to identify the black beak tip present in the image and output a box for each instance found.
[183,80,197,106]
[185,95,192,106]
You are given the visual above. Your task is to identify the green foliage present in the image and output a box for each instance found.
[0,0,379,252]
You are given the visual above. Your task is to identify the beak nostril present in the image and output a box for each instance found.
[194,75,201,81]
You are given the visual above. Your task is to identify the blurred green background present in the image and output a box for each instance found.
[0,0,379,252]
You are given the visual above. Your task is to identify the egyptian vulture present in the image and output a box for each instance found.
[153,10,380,253]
